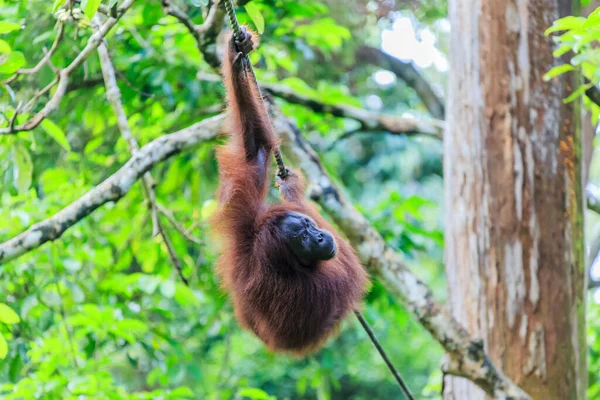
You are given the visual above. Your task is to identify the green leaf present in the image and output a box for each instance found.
[174,284,199,306]
[0,22,21,34]
[53,0,67,12]
[296,376,308,395]
[293,18,350,51]
[81,0,102,19]
[168,387,194,399]
[0,334,7,359]
[543,64,575,81]
[0,52,25,74]
[0,39,11,54]
[237,388,274,400]
[563,84,589,103]
[245,2,265,34]
[115,319,147,334]
[111,319,148,343]
[545,16,585,35]
[41,119,71,151]
[0,304,20,324]
[552,44,572,58]
[583,13,600,29]
[12,143,33,194]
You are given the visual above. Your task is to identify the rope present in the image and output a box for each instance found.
[354,310,415,399]
[223,0,288,179]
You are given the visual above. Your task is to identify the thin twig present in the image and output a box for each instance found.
[0,0,138,135]
[0,107,531,398]
[156,203,204,245]
[355,46,445,120]
[157,219,189,285]
[9,102,21,131]
[43,47,60,74]
[196,0,222,35]
[161,0,199,39]
[23,76,60,112]
[261,81,444,140]
[160,0,225,68]
[0,114,223,264]
[95,17,192,285]
[274,108,531,399]
[4,23,65,84]
[196,72,444,139]
[50,250,79,369]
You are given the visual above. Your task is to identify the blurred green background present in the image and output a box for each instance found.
[0,0,598,398]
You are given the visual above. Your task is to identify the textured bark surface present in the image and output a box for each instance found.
[443,0,586,399]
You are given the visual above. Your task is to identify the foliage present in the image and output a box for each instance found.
[1,0,598,397]
[0,0,448,398]
[544,7,600,116]
[545,6,600,399]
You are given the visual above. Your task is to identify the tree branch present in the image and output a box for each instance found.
[161,0,225,69]
[5,23,65,85]
[264,80,444,140]
[356,46,445,120]
[263,76,598,217]
[95,19,192,285]
[270,108,529,400]
[0,107,529,397]
[196,71,444,139]
[0,115,222,264]
[156,203,204,245]
[0,0,138,135]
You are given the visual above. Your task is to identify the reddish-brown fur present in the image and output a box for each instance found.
[212,29,368,355]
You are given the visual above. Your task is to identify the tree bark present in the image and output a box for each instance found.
[443,0,586,399]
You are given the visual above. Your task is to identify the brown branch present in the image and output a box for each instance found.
[161,0,225,69]
[0,114,222,264]
[0,107,530,397]
[161,0,200,38]
[196,71,444,139]
[23,76,60,112]
[156,203,204,245]
[0,0,138,135]
[5,23,65,85]
[270,107,529,400]
[356,46,445,120]
[196,0,223,35]
[263,80,444,140]
[96,25,193,284]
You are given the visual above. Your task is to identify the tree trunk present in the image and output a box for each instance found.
[443,0,587,399]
